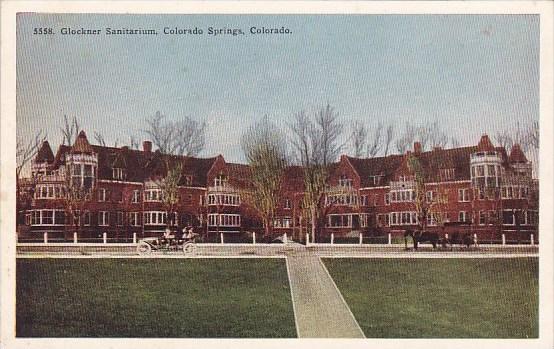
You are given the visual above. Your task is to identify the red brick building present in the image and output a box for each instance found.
[17,131,538,243]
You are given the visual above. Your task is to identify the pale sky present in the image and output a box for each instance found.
[17,14,539,163]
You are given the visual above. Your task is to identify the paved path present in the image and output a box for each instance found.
[286,252,365,338]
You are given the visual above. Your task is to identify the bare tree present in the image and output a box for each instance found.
[16,130,46,180]
[395,123,416,154]
[383,124,395,157]
[289,104,344,242]
[94,132,107,147]
[350,120,367,158]
[427,121,449,149]
[144,111,206,157]
[241,116,289,237]
[367,122,383,158]
[129,136,140,150]
[527,120,539,150]
[61,115,80,146]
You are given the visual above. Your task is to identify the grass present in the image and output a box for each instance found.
[323,258,538,338]
[17,258,296,338]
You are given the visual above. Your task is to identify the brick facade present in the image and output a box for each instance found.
[17,131,539,243]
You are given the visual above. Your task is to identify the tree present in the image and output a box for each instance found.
[60,115,80,146]
[289,104,344,242]
[144,111,208,232]
[367,122,383,158]
[144,111,206,157]
[383,124,395,157]
[407,154,429,233]
[350,120,367,158]
[241,116,289,237]
[395,123,418,154]
[16,130,46,181]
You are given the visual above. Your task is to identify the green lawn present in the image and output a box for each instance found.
[17,258,296,338]
[324,258,538,338]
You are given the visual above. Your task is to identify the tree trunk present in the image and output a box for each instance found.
[310,206,316,243]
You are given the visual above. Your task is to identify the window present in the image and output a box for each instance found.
[35,185,65,199]
[29,209,65,226]
[112,168,126,180]
[488,210,497,225]
[83,211,91,226]
[207,214,240,227]
[284,199,292,209]
[439,168,455,181]
[144,189,163,202]
[385,193,390,205]
[129,212,141,227]
[214,174,228,188]
[458,188,470,202]
[390,190,415,203]
[377,214,389,227]
[503,210,515,225]
[458,211,468,223]
[143,211,167,226]
[338,175,352,188]
[131,190,141,203]
[479,211,486,225]
[98,211,109,226]
[98,188,107,202]
[116,211,124,226]
[207,193,240,206]
[389,212,418,226]
[69,163,95,189]
[426,191,435,203]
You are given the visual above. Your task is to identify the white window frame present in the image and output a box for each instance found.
[98,188,107,202]
[98,211,109,226]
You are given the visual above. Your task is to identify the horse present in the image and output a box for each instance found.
[404,229,440,250]
[446,232,474,250]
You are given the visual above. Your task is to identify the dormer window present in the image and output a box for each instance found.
[214,174,228,188]
[338,175,352,188]
[113,168,126,180]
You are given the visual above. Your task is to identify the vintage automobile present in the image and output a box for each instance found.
[136,235,197,255]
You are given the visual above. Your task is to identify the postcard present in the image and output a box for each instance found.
[1,1,553,348]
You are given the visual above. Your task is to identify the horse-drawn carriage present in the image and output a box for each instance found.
[137,233,199,255]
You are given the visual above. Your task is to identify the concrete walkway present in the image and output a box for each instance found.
[286,252,365,338]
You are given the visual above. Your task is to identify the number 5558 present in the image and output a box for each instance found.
[33,28,53,34]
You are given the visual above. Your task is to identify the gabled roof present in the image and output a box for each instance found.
[508,144,528,163]
[345,155,404,187]
[35,141,55,163]
[71,131,94,154]
[476,134,495,152]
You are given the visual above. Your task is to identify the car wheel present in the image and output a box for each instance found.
[137,242,152,255]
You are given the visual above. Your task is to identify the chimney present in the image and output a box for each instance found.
[414,142,422,155]
[143,141,152,153]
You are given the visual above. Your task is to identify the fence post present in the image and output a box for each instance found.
[284,233,288,244]
[73,232,78,244]
[331,233,334,245]
[306,233,310,245]
[359,232,363,245]
[445,233,449,240]
[388,233,392,245]
[253,232,256,245]
[530,234,534,246]
[43,232,48,244]
[133,233,137,244]
[220,233,224,244]
[502,233,506,246]
[103,232,107,244]
[473,233,478,246]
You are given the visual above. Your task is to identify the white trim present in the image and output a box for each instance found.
[98,179,143,185]
[285,257,300,338]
